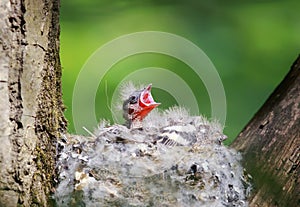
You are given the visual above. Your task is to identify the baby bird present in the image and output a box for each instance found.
[122,84,160,129]
[121,83,227,146]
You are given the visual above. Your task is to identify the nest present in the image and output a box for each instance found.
[54,107,251,207]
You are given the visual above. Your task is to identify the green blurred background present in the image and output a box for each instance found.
[60,0,300,144]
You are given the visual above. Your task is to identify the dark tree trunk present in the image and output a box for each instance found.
[231,56,300,207]
[0,0,66,206]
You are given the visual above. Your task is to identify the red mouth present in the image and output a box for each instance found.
[136,84,160,120]
[139,84,160,108]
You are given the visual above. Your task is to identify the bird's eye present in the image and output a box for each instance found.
[129,95,138,104]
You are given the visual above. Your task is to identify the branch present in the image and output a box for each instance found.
[231,55,300,207]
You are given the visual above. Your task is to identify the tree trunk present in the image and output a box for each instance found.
[231,56,300,207]
[0,0,66,206]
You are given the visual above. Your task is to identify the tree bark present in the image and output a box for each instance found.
[231,56,300,207]
[0,0,66,206]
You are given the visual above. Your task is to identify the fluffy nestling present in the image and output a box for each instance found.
[122,83,160,129]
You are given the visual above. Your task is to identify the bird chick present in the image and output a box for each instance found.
[122,84,160,129]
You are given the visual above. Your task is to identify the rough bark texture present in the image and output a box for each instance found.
[231,56,300,207]
[0,0,67,206]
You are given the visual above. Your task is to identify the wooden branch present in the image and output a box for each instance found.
[0,0,66,206]
[231,55,300,207]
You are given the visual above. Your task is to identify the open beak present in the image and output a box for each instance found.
[139,84,160,108]
[137,84,160,120]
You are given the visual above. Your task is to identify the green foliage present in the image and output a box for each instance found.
[60,0,300,143]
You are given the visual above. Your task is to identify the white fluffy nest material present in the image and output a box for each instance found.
[54,107,251,207]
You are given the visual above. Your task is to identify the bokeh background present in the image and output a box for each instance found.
[60,0,300,144]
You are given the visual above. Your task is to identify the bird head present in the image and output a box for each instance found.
[123,84,160,128]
